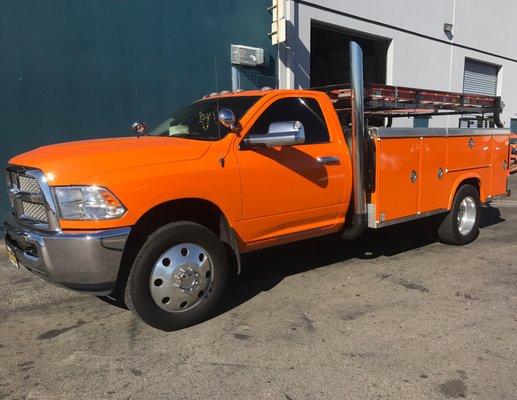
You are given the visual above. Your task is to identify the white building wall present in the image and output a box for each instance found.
[280,0,517,128]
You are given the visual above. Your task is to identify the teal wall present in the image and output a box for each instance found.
[0,0,275,217]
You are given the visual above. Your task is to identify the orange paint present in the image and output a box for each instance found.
[491,135,511,197]
[375,137,421,221]
[8,89,511,251]
[419,137,447,212]
[372,132,510,225]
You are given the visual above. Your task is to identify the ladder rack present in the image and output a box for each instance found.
[312,83,504,127]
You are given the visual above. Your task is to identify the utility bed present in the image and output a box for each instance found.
[367,126,510,227]
[314,82,511,228]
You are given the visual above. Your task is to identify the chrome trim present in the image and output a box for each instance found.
[218,108,236,130]
[6,166,61,232]
[3,212,130,295]
[371,127,511,138]
[12,189,45,205]
[457,196,476,236]
[372,208,448,229]
[149,243,214,313]
[349,41,367,216]
[410,170,418,183]
[371,127,447,138]
[316,156,340,165]
[25,169,61,231]
[131,121,148,136]
[437,167,444,179]
[243,121,305,148]
[447,128,510,136]
[367,203,377,228]
[341,41,368,240]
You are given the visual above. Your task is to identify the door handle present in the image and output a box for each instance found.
[316,156,340,165]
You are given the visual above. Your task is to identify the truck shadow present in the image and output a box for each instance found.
[218,205,504,316]
[252,146,330,188]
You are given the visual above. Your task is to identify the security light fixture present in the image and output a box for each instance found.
[230,45,265,66]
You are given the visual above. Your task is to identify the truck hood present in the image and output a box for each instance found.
[9,136,211,184]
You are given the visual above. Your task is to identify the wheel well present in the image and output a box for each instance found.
[460,178,480,194]
[132,198,223,239]
[112,199,237,299]
[449,177,481,209]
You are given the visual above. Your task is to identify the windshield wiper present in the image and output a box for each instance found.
[169,133,214,141]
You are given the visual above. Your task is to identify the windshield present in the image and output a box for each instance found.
[150,96,260,140]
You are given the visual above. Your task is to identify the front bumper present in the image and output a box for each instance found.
[3,212,131,295]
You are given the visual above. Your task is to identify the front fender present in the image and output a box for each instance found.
[57,151,243,233]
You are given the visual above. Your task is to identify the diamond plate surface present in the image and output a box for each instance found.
[22,201,48,222]
[18,175,41,194]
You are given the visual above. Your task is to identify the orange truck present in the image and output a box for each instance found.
[3,42,512,330]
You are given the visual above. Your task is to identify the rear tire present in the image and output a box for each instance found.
[124,221,229,331]
[437,184,480,245]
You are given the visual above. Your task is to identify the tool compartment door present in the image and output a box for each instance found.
[376,138,420,221]
[419,137,447,212]
[491,135,510,196]
[447,135,492,171]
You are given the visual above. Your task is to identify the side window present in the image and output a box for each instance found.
[248,97,330,144]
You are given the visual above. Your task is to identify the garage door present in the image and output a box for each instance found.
[460,59,499,127]
[463,59,498,96]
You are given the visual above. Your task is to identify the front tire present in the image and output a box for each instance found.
[124,221,229,331]
[437,184,480,245]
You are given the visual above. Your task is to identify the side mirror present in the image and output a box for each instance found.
[218,109,237,131]
[243,121,305,148]
[132,121,148,136]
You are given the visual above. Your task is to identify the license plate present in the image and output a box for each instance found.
[6,245,19,268]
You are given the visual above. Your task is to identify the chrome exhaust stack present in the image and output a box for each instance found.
[342,41,367,240]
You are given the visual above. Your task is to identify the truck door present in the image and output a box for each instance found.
[235,95,348,243]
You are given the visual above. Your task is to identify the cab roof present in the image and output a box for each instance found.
[199,88,317,101]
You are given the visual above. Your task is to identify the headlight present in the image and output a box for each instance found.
[52,186,127,220]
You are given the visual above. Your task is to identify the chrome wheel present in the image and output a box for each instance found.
[149,243,214,312]
[457,196,476,236]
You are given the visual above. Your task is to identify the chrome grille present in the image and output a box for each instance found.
[22,201,48,222]
[6,167,51,227]
[18,175,41,194]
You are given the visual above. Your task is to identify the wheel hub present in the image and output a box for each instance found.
[149,243,214,312]
[457,196,476,236]
[176,266,199,290]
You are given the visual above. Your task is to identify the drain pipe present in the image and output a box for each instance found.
[342,41,367,240]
